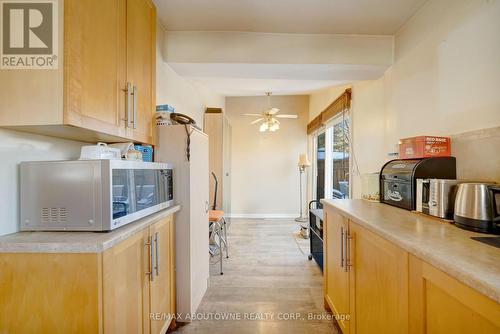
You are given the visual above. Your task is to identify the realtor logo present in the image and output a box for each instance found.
[1,0,58,69]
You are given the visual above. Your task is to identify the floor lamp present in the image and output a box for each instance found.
[295,153,311,223]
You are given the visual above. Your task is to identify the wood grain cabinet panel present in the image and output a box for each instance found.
[323,209,350,334]
[348,222,408,334]
[64,0,127,138]
[0,253,102,334]
[103,228,150,334]
[149,216,173,334]
[0,215,175,334]
[409,255,500,334]
[0,0,156,144]
[323,207,500,334]
[126,0,156,144]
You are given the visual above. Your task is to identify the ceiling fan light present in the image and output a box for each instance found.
[259,123,268,132]
[270,123,279,131]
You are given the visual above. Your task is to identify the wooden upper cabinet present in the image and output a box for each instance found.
[0,0,156,144]
[126,0,156,144]
[64,0,127,138]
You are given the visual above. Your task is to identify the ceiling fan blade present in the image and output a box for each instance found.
[250,118,264,125]
[276,114,298,119]
[268,108,280,115]
[242,113,262,116]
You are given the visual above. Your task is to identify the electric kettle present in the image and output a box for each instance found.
[454,183,500,233]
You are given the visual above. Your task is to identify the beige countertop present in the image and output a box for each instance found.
[321,199,500,304]
[0,205,180,253]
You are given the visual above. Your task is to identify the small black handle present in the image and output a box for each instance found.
[488,186,500,224]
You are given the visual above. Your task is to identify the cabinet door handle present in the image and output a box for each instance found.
[205,200,209,213]
[340,226,344,268]
[123,82,132,128]
[154,231,160,276]
[346,233,353,270]
[132,85,137,129]
[343,228,348,272]
[146,236,155,281]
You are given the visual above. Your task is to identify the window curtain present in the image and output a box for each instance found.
[307,88,351,134]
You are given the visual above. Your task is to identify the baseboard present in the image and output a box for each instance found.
[226,213,299,219]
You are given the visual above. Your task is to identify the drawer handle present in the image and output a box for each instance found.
[346,233,353,270]
[154,232,160,276]
[132,85,137,129]
[123,82,132,128]
[340,226,344,268]
[146,236,155,281]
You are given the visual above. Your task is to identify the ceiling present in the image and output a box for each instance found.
[188,77,348,96]
[170,63,386,96]
[153,0,426,35]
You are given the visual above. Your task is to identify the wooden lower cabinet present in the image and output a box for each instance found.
[348,222,408,334]
[0,215,175,334]
[103,228,150,334]
[149,216,175,334]
[324,210,350,334]
[0,253,102,333]
[409,255,500,334]
[324,206,500,334]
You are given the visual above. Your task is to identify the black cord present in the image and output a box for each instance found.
[184,124,194,161]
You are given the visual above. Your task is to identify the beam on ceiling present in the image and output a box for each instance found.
[163,31,394,66]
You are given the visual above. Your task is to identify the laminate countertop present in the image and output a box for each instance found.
[321,199,500,304]
[0,205,180,253]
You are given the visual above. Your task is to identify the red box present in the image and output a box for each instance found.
[399,136,451,159]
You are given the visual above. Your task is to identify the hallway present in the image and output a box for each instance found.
[173,219,338,333]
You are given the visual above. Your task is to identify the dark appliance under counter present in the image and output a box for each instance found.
[308,200,324,271]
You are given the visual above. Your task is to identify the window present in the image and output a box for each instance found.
[330,113,349,199]
[310,89,351,201]
[315,132,325,200]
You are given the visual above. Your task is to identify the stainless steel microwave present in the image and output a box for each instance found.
[20,160,173,231]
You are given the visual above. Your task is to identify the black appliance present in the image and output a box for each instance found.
[380,157,456,211]
[308,200,323,271]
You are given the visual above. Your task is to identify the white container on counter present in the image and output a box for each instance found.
[79,142,121,160]
[361,172,380,202]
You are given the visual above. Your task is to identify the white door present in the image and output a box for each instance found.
[189,129,210,311]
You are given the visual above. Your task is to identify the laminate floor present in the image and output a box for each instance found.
[171,219,339,334]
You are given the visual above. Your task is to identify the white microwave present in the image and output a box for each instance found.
[20,160,173,231]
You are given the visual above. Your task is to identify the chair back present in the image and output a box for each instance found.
[211,172,218,210]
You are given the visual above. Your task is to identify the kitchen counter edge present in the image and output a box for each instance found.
[0,205,181,254]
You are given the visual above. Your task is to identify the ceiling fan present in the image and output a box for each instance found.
[243,92,298,132]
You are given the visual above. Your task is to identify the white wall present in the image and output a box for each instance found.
[309,0,500,199]
[0,130,84,236]
[225,95,309,217]
[157,23,225,125]
[383,0,500,152]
